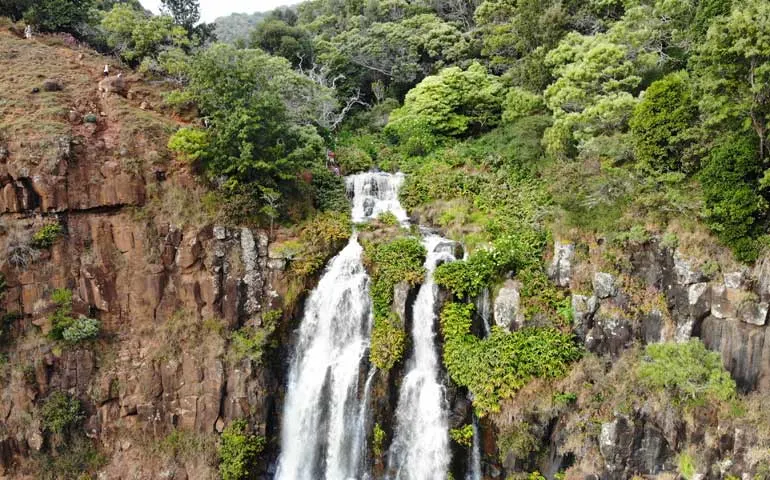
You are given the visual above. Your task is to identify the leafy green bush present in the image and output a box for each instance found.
[386,63,505,149]
[336,145,374,175]
[449,424,474,447]
[502,87,545,124]
[435,233,544,300]
[49,289,100,344]
[638,339,736,406]
[699,135,767,262]
[372,423,386,457]
[23,0,94,35]
[441,302,582,415]
[168,127,209,162]
[36,436,106,480]
[41,392,83,435]
[288,211,352,277]
[229,310,281,365]
[32,223,63,249]
[61,316,100,344]
[310,167,349,213]
[363,237,425,370]
[630,71,697,172]
[218,419,265,480]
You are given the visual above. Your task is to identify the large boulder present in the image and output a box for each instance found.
[493,279,524,331]
[593,272,618,299]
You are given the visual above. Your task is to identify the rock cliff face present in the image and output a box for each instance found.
[468,238,770,479]
[0,31,297,478]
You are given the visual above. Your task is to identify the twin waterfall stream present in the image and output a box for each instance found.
[275,172,481,480]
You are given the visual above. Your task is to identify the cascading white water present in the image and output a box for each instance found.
[476,287,492,337]
[387,234,456,480]
[347,171,409,224]
[277,172,408,480]
[466,416,482,480]
[275,237,372,480]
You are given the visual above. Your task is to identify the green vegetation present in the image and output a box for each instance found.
[630,72,698,173]
[23,0,94,35]
[218,419,265,480]
[638,339,736,407]
[363,236,425,370]
[31,223,63,249]
[386,63,504,154]
[36,436,106,480]
[229,310,282,365]
[449,424,474,447]
[48,289,100,345]
[440,302,582,415]
[372,423,386,457]
[41,391,84,435]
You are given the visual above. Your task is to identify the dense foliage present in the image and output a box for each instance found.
[218,419,265,480]
[363,236,425,370]
[41,392,84,435]
[48,289,100,345]
[440,303,582,415]
[638,339,736,406]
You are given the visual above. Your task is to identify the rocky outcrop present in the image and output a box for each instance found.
[599,414,671,478]
[0,32,298,477]
[548,241,574,287]
[493,279,523,331]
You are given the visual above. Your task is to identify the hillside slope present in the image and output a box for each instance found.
[0,29,294,479]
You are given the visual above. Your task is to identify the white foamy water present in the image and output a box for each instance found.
[387,234,456,480]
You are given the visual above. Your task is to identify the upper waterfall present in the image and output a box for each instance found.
[346,171,410,224]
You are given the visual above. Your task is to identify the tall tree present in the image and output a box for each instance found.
[695,0,770,160]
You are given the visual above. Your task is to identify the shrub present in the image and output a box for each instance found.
[363,237,426,370]
[168,127,209,162]
[376,211,399,226]
[699,135,767,262]
[336,145,374,175]
[386,63,505,148]
[434,233,544,300]
[630,71,697,172]
[502,87,545,124]
[23,0,94,35]
[41,392,83,435]
[36,436,106,479]
[310,167,349,213]
[49,289,100,344]
[31,223,63,249]
[449,424,474,447]
[229,310,281,365]
[288,211,352,277]
[440,302,582,415]
[218,419,265,480]
[61,316,100,343]
[372,423,386,457]
[638,339,736,406]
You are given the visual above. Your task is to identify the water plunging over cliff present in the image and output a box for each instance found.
[387,234,456,480]
[276,172,407,480]
[347,171,409,224]
[466,416,482,480]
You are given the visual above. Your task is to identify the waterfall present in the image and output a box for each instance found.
[277,172,407,480]
[466,416,482,480]
[476,287,492,337]
[347,171,409,224]
[387,234,456,480]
